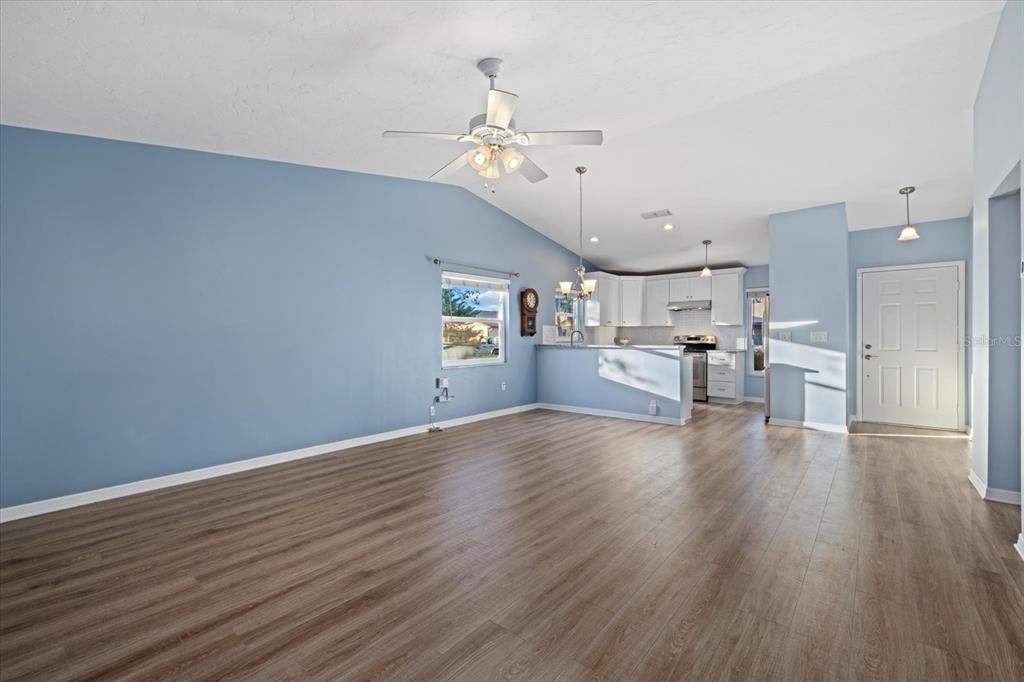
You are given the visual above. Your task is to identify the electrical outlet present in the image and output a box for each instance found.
[778,331,792,342]
[500,382,507,392]
[436,377,449,389]
[429,405,436,416]
[649,399,658,416]
[810,331,828,344]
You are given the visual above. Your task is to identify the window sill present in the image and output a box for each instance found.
[442,360,506,369]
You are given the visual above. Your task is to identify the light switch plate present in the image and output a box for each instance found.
[810,331,828,343]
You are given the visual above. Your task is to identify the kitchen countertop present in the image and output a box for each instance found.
[536,344,681,350]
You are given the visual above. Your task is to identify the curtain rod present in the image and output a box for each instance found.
[432,257,520,278]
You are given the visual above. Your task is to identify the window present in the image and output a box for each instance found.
[749,292,767,375]
[441,272,509,368]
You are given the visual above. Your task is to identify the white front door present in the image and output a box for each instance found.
[860,265,961,429]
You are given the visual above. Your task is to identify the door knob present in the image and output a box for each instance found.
[864,354,874,360]
[865,343,872,349]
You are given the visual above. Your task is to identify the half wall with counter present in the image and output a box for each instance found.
[536,345,693,425]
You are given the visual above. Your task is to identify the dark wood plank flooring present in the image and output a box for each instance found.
[1,403,1022,680]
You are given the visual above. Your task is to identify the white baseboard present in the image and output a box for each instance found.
[968,470,1022,506]
[1016,534,1024,562]
[768,417,848,434]
[742,396,765,404]
[969,470,988,498]
[986,487,1022,505]
[0,403,540,523]
[536,403,685,426]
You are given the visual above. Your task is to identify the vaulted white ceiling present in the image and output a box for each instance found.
[0,1,1003,271]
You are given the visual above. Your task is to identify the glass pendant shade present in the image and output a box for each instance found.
[898,225,920,241]
[499,146,524,174]
[479,158,500,179]
[466,145,491,171]
[583,279,597,295]
[559,281,573,295]
[700,266,712,278]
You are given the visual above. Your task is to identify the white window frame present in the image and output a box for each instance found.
[747,288,768,376]
[441,271,509,369]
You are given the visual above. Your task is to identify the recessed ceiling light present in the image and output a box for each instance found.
[663,223,674,231]
[590,236,600,242]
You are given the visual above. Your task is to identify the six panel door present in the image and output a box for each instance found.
[860,266,960,429]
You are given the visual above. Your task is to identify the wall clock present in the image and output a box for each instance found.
[519,288,539,336]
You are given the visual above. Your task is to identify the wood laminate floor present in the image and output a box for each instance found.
[1,404,1022,681]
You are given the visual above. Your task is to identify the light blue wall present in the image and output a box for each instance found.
[987,191,1021,492]
[971,0,1023,492]
[0,125,581,507]
[768,203,848,428]
[847,217,973,421]
[742,265,769,399]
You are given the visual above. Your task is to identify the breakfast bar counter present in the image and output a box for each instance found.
[536,345,693,425]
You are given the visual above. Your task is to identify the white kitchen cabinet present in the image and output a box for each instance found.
[619,277,645,327]
[643,278,671,326]
[668,275,711,302]
[584,273,620,327]
[706,350,745,403]
[690,275,712,301]
[668,276,690,302]
[711,272,743,326]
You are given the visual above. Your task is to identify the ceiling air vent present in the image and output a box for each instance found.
[640,209,672,220]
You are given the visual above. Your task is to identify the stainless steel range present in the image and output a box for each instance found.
[673,334,717,402]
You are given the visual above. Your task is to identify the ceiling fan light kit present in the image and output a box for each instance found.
[383,58,604,185]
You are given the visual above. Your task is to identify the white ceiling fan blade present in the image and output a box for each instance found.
[429,152,468,180]
[382,131,467,142]
[486,89,518,129]
[517,153,548,183]
[518,130,604,146]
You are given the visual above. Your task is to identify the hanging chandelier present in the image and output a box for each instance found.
[558,166,597,300]
[897,186,920,241]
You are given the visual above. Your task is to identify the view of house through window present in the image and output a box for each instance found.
[441,272,508,367]
[750,293,766,374]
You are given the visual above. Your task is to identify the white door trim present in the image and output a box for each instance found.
[856,260,966,432]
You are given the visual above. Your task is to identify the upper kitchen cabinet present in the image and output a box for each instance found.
[710,270,745,326]
[690,275,712,301]
[668,276,691,301]
[668,275,712,302]
[584,272,620,327]
[643,278,671,326]
[620,277,645,326]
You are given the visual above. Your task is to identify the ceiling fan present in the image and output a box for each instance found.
[382,58,603,184]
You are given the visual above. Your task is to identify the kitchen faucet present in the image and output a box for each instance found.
[569,330,584,346]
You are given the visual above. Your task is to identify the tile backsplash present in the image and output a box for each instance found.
[587,309,746,349]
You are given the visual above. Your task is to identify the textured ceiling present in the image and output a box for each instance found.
[0,1,1004,271]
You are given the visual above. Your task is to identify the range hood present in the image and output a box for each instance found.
[667,299,712,311]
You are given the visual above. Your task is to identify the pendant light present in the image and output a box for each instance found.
[897,186,920,241]
[700,239,713,277]
[558,167,597,300]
